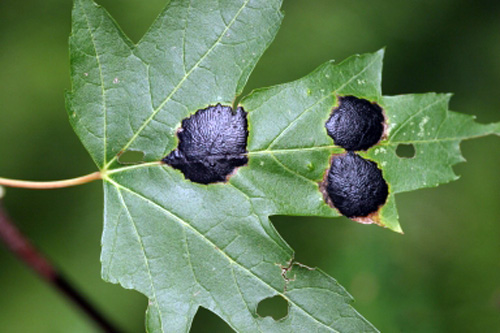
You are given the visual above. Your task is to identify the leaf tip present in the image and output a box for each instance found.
[375,47,386,59]
[392,224,404,234]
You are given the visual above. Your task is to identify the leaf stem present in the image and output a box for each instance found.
[104,161,162,176]
[0,172,102,190]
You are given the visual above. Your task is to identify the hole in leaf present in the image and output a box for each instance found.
[117,150,144,164]
[191,307,234,333]
[396,144,416,158]
[257,295,289,320]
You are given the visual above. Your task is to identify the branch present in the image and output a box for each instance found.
[0,202,121,332]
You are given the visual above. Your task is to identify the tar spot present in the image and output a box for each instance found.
[325,152,388,218]
[162,104,248,184]
[325,96,385,151]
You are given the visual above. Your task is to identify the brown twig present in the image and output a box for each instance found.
[0,202,121,332]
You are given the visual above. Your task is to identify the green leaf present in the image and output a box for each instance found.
[363,93,499,231]
[67,0,283,168]
[241,53,500,232]
[66,0,500,332]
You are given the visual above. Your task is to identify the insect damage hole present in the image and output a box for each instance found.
[162,104,248,184]
[117,150,144,164]
[396,143,416,158]
[257,295,289,321]
[323,152,388,219]
[325,95,386,151]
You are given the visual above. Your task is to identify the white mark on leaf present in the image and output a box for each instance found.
[387,122,397,135]
[418,116,430,137]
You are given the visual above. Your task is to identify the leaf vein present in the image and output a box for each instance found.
[80,2,109,166]
[270,154,317,184]
[115,187,165,332]
[230,265,264,333]
[264,54,380,151]
[104,0,252,169]
[389,96,448,140]
[107,178,337,332]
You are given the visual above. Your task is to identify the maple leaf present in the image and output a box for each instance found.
[66,0,500,331]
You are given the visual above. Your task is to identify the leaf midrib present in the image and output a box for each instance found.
[103,133,485,179]
[80,0,109,166]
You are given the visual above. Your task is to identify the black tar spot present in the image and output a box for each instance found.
[326,152,388,218]
[325,96,385,151]
[163,104,248,184]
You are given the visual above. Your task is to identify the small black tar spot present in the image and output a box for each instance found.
[162,104,248,184]
[325,95,385,151]
[325,152,388,218]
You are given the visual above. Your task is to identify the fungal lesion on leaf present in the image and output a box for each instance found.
[320,94,390,224]
[325,95,388,151]
[162,104,249,185]
[320,152,389,225]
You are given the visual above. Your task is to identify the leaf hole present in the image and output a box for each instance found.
[257,295,289,320]
[117,150,145,164]
[396,144,416,158]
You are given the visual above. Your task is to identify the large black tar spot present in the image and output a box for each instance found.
[325,95,385,151]
[326,152,388,218]
[163,104,248,184]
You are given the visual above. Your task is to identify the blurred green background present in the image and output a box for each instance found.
[0,0,499,332]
